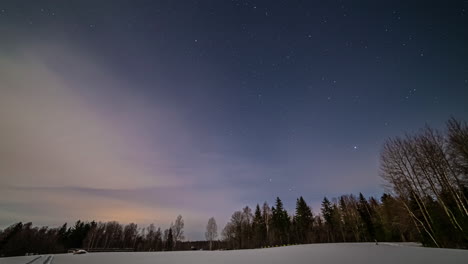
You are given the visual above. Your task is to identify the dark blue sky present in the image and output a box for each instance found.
[1,0,467,239]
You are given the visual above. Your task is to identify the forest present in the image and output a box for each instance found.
[1,118,467,257]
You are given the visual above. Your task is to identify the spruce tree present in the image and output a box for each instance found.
[357,193,375,241]
[321,197,335,242]
[252,204,267,247]
[166,228,174,251]
[295,196,313,243]
[271,197,290,245]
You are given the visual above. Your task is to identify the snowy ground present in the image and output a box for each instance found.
[1,243,467,264]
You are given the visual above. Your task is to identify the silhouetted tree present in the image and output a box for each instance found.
[252,204,267,247]
[294,197,314,243]
[357,193,375,241]
[271,197,290,245]
[172,215,184,249]
[166,228,174,251]
[205,217,218,250]
[381,118,468,248]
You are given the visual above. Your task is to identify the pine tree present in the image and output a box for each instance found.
[57,223,68,247]
[166,228,174,251]
[357,193,375,241]
[271,197,290,245]
[321,197,335,242]
[294,197,313,243]
[252,204,267,247]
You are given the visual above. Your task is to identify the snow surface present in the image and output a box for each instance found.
[1,243,467,264]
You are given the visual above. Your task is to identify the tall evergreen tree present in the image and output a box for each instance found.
[166,228,174,251]
[321,197,334,242]
[294,197,313,243]
[271,197,290,245]
[252,204,266,247]
[357,193,375,241]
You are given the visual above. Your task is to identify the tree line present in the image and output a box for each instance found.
[0,215,206,257]
[1,118,467,257]
[221,193,417,249]
[220,118,468,249]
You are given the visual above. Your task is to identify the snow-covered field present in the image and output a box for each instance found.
[1,243,467,264]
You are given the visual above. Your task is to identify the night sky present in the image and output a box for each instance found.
[1,0,467,239]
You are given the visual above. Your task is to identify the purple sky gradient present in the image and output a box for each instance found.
[0,44,383,239]
[1,1,467,240]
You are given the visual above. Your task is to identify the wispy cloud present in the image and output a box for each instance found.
[0,43,269,238]
[0,42,384,239]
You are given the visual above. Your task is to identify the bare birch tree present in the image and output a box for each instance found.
[205,217,218,250]
[172,215,184,249]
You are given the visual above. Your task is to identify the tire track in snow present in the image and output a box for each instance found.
[22,255,54,264]
[42,255,54,264]
[24,256,42,264]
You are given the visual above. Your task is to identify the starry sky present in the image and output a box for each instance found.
[1,0,467,239]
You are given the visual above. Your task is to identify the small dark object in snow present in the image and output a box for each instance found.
[73,249,88,255]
